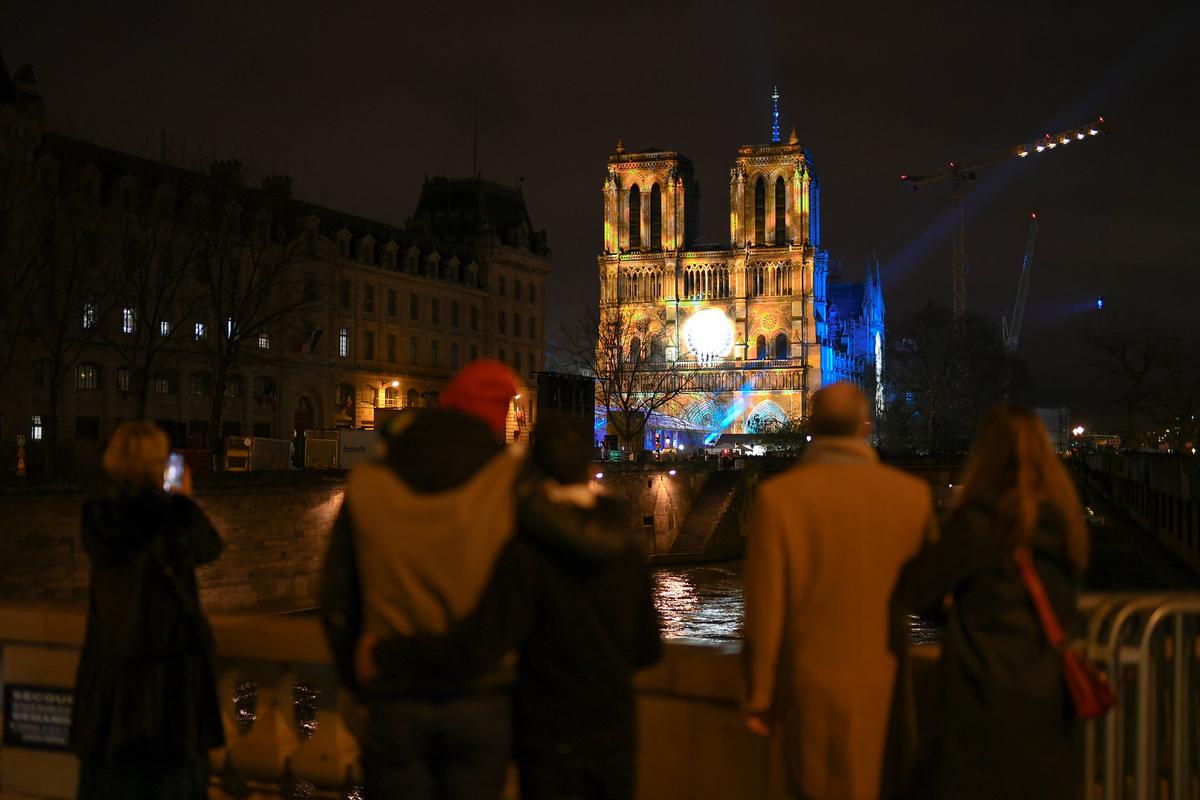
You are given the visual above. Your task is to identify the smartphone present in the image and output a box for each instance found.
[163,451,185,492]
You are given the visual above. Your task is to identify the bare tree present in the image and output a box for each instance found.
[21,191,108,473]
[0,161,45,390]
[1151,327,1200,451]
[1082,315,1164,449]
[101,189,205,418]
[557,305,697,451]
[193,203,324,467]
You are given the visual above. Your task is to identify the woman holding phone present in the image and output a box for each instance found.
[70,421,224,799]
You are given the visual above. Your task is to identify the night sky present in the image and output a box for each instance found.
[4,2,1197,426]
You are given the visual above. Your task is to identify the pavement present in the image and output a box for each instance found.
[1078,482,1200,592]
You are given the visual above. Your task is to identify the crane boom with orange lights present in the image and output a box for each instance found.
[901,115,1104,328]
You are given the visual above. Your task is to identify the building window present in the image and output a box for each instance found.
[469,344,479,362]
[30,415,43,441]
[339,327,350,358]
[225,317,236,338]
[340,279,351,309]
[32,359,51,388]
[450,342,459,369]
[529,318,536,339]
[498,311,507,335]
[82,297,96,329]
[451,302,460,327]
[470,306,479,332]
[364,330,375,360]
[189,372,211,396]
[387,288,397,316]
[650,183,662,249]
[529,284,536,303]
[754,177,766,244]
[117,367,132,393]
[384,385,400,407]
[153,371,176,395]
[409,293,419,320]
[513,351,521,372]
[513,314,521,338]
[499,275,507,297]
[430,340,439,367]
[514,279,522,302]
[409,336,418,365]
[121,307,136,334]
[258,332,271,350]
[74,416,100,441]
[253,376,275,401]
[628,185,641,249]
[159,320,172,337]
[406,388,419,408]
[774,176,787,244]
[756,334,767,360]
[775,332,789,359]
[387,333,397,362]
[364,284,375,312]
[431,298,440,324]
[76,364,99,390]
[224,375,242,399]
[529,351,536,375]
[194,321,207,341]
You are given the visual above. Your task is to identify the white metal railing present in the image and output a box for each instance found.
[1082,593,1200,800]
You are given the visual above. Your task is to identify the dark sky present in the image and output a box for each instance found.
[5,1,1197,426]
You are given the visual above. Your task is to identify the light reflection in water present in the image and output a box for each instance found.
[653,561,942,645]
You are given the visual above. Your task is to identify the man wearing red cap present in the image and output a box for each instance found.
[320,360,525,799]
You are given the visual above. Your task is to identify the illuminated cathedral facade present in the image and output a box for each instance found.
[598,95,883,444]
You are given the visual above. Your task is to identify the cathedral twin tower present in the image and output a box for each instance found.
[597,93,882,443]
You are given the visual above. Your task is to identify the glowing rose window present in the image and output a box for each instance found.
[683,308,735,363]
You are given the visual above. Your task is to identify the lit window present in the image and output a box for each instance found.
[82,298,96,329]
[159,320,171,336]
[121,307,136,334]
[117,367,132,393]
[194,322,207,341]
[76,364,98,390]
[30,415,43,441]
[225,317,235,338]
[339,327,350,358]
[153,372,176,394]
[257,332,271,350]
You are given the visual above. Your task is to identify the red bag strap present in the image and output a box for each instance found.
[1013,547,1065,648]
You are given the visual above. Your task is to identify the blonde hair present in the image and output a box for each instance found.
[102,421,170,491]
[953,403,1089,572]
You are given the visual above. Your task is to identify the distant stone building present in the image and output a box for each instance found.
[0,55,549,471]
[597,91,883,441]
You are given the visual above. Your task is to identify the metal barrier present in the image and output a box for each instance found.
[1082,593,1200,800]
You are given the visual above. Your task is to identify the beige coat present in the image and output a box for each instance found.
[743,438,935,800]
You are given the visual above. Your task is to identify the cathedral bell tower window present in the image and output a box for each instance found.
[628,185,641,249]
[754,178,766,245]
[650,184,662,250]
[774,177,787,245]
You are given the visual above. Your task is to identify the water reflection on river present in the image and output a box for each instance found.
[652,561,942,645]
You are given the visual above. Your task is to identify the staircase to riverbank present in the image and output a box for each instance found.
[664,470,743,559]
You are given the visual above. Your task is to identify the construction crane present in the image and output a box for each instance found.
[1002,213,1039,353]
[901,115,1105,328]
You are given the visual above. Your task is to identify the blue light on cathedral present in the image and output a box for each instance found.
[771,86,781,143]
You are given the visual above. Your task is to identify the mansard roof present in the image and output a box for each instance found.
[409,175,549,256]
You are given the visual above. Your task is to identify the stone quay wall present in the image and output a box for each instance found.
[0,464,714,613]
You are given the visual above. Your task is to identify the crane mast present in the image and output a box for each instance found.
[901,116,1104,329]
[1003,213,1039,353]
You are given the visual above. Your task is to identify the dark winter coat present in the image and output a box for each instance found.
[70,489,224,764]
[893,500,1084,800]
[373,494,662,752]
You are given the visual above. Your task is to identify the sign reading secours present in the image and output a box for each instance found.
[3,684,73,752]
[683,308,735,362]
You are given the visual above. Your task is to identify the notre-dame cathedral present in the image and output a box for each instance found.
[598,91,884,446]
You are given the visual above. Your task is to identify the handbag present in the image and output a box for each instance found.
[1014,547,1114,719]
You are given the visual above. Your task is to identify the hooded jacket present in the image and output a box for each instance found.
[319,409,524,694]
